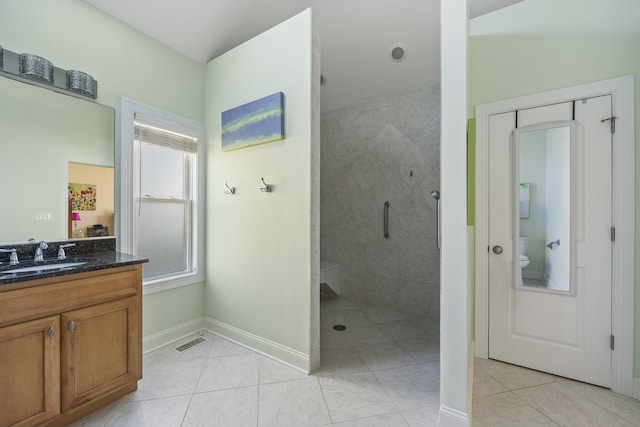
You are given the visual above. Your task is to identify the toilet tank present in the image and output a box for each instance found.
[519,237,529,255]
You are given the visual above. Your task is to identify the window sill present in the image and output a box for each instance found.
[143,271,204,295]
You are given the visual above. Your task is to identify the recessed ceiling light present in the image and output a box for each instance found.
[390,43,407,62]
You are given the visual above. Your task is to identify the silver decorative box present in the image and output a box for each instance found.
[19,53,54,84]
[66,70,97,99]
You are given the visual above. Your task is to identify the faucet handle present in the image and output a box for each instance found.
[57,243,76,260]
[0,248,19,265]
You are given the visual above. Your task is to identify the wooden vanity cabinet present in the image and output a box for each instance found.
[0,264,142,427]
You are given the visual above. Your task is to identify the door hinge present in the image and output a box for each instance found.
[611,227,616,242]
[611,335,615,350]
[601,116,617,134]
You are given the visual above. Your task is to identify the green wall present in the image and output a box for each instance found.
[204,10,315,370]
[468,34,640,375]
[0,0,207,338]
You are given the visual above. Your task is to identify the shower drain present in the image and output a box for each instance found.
[333,324,346,331]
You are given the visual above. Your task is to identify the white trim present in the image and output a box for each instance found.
[474,76,635,396]
[116,98,206,293]
[142,316,205,354]
[439,405,470,427]
[634,377,640,401]
[204,317,310,374]
[141,315,309,376]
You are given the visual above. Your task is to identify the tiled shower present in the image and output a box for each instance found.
[320,86,441,318]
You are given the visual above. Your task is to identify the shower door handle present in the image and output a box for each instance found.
[383,201,390,239]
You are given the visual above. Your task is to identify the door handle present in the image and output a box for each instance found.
[492,245,503,254]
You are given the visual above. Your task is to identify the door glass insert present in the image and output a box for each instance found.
[514,122,575,293]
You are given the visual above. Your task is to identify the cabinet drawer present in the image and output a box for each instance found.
[0,266,141,327]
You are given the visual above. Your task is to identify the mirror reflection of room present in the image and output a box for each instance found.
[0,76,114,244]
[518,125,571,292]
[68,162,114,238]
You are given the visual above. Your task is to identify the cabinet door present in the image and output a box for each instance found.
[61,297,140,411]
[0,316,60,427]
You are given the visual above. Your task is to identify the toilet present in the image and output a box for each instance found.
[320,261,341,296]
[518,237,530,286]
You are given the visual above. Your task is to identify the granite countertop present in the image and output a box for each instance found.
[0,237,148,286]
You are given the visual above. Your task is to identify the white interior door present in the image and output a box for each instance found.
[488,96,613,387]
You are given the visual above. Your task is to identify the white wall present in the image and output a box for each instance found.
[204,9,317,371]
[440,0,470,424]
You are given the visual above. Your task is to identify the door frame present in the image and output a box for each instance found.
[474,76,635,396]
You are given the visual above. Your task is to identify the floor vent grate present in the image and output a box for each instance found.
[174,337,206,353]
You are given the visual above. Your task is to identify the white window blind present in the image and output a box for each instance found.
[134,121,197,153]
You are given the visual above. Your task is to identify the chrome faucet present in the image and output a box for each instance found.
[0,248,19,265]
[34,241,48,262]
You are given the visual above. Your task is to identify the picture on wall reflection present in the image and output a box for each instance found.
[221,92,285,152]
[69,183,96,211]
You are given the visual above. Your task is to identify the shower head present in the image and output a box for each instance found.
[431,190,440,200]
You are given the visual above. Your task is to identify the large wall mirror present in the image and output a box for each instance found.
[514,121,576,293]
[0,77,114,244]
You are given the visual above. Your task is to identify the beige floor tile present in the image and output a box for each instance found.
[320,372,398,423]
[557,379,640,425]
[476,358,557,391]
[473,370,509,397]
[105,395,192,427]
[473,392,558,427]
[514,382,635,427]
[182,386,258,427]
[333,412,409,426]
[258,377,332,427]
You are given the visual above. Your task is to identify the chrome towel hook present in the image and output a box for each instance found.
[224,181,236,195]
[259,177,273,193]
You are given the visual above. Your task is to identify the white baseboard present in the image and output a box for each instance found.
[204,316,310,373]
[143,316,205,354]
[439,405,470,427]
[634,377,640,401]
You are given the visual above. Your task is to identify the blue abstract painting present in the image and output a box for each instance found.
[221,92,285,151]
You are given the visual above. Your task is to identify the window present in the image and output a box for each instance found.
[118,99,204,294]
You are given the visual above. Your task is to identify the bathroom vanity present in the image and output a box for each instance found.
[0,239,147,427]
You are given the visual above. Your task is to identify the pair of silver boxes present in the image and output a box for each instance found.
[0,44,97,99]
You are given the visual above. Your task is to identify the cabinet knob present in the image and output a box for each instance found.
[48,326,55,339]
[68,321,76,333]
[492,245,504,254]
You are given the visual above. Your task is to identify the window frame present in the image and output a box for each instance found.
[117,98,205,295]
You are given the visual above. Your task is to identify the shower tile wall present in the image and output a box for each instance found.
[321,86,441,318]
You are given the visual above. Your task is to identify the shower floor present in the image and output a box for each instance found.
[318,296,440,423]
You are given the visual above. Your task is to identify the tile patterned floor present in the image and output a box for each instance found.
[71,296,440,426]
[472,357,640,427]
[72,296,640,426]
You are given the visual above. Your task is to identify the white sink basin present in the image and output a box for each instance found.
[3,262,87,274]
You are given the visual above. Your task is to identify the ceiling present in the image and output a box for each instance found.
[85,0,524,111]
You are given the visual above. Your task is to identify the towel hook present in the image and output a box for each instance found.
[224,181,236,195]
[259,177,273,193]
